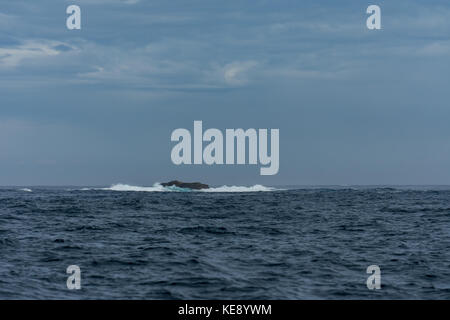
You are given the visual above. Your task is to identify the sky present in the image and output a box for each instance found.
[0,0,449,186]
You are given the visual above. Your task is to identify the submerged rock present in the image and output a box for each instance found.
[161,180,209,190]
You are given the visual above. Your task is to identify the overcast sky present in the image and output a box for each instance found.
[1,0,449,186]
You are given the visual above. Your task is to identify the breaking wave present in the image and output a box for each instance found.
[18,188,32,192]
[82,183,279,193]
[203,184,277,192]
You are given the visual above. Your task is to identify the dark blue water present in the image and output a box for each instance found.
[1,186,450,299]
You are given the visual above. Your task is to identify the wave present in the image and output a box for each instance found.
[18,188,32,192]
[82,183,279,193]
[204,184,277,192]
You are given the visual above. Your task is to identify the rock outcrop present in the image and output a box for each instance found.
[161,180,209,190]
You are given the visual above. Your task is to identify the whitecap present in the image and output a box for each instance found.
[81,183,280,193]
[104,183,188,192]
[203,184,278,192]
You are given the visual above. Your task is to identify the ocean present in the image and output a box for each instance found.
[0,185,449,299]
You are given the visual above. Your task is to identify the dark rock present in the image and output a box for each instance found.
[161,180,209,190]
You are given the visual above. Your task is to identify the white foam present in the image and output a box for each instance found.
[82,183,168,192]
[19,188,32,192]
[82,183,279,193]
[203,184,277,192]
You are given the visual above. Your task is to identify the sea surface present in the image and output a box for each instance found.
[0,184,449,299]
